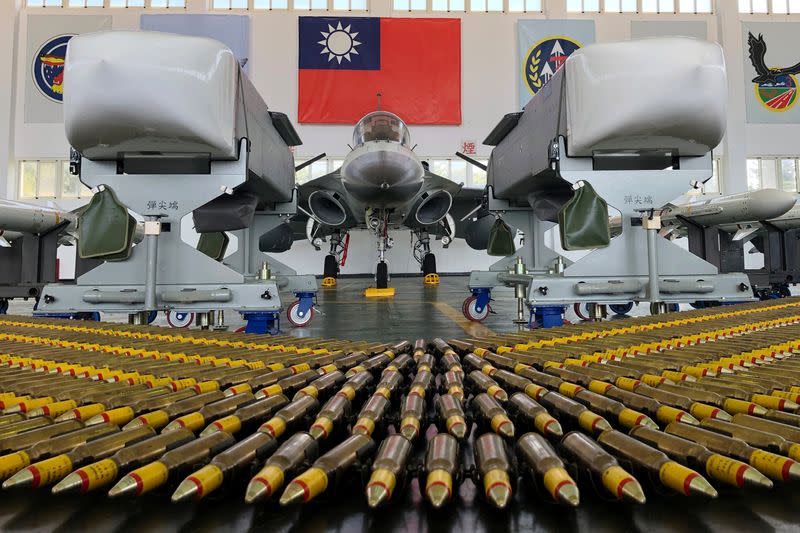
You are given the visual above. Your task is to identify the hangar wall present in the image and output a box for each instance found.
[0,0,798,276]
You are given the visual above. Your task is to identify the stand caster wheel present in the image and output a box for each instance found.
[609,302,634,316]
[573,303,590,321]
[166,311,194,328]
[287,300,314,327]
[463,295,490,322]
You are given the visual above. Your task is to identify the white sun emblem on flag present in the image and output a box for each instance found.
[318,21,362,64]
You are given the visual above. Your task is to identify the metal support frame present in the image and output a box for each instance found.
[35,139,317,323]
[683,217,799,298]
[0,222,64,301]
[469,137,754,312]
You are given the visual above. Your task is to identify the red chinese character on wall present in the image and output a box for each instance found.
[461,140,477,155]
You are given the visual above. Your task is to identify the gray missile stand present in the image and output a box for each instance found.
[35,139,316,333]
[683,217,800,301]
[0,223,62,314]
[467,137,754,327]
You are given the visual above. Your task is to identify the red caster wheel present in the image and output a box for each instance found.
[463,296,490,322]
[287,300,314,327]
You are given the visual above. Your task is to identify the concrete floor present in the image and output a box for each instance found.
[6,275,652,342]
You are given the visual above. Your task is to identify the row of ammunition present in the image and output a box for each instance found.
[0,299,798,510]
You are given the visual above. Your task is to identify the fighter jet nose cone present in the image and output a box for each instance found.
[748,189,796,220]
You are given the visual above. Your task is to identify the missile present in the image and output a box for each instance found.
[660,189,796,230]
[0,199,77,235]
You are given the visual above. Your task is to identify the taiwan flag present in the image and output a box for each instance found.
[298,16,461,125]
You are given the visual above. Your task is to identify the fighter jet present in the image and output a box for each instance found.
[263,111,486,291]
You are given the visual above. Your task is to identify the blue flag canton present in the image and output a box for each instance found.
[299,16,380,71]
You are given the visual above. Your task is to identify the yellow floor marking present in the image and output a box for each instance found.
[432,302,495,337]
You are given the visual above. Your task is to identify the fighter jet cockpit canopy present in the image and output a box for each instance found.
[352,111,411,147]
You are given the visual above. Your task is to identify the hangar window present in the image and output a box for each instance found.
[508,0,541,11]
[642,0,675,12]
[213,0,249,8]
[18,160,93,200]
[771,0,800,13]
[429,158,487,188]
[26,0,64,6]
[566,0,600,12]
[748,157,800,192]
[603,0,637,12]
[333,0,368,10]
[678,0,712,12]
[704,159,721,194]
[149,0,185,7]
[294,158,339,184]
[67,0,104,6]
[470,0,503,11]
[739,0,769,12]
[253,0,289,8]
[432,0,466,11]
[780,159,799,192]
[109,0,146,6]
[294,0,329,8]
[393,0,427,10]
[747,158,766,190]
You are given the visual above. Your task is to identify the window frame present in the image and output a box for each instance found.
[564,0,713,13]
[737,0,800,14]
[17,159,93,200]
[392,0,542,12]
[28,0,185,6]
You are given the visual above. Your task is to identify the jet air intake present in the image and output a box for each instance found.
[414,189,453,226]
[308,190,347,227]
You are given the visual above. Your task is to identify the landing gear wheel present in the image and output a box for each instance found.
[324,254,339,279]
[0,299,8,315]
[147,310,158,324]
[376,261,389,289]
[287,300,314,327]
[668,303,680,312]
[422,253,437,275]
[166,311,194,328]
[463,296,490,322]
